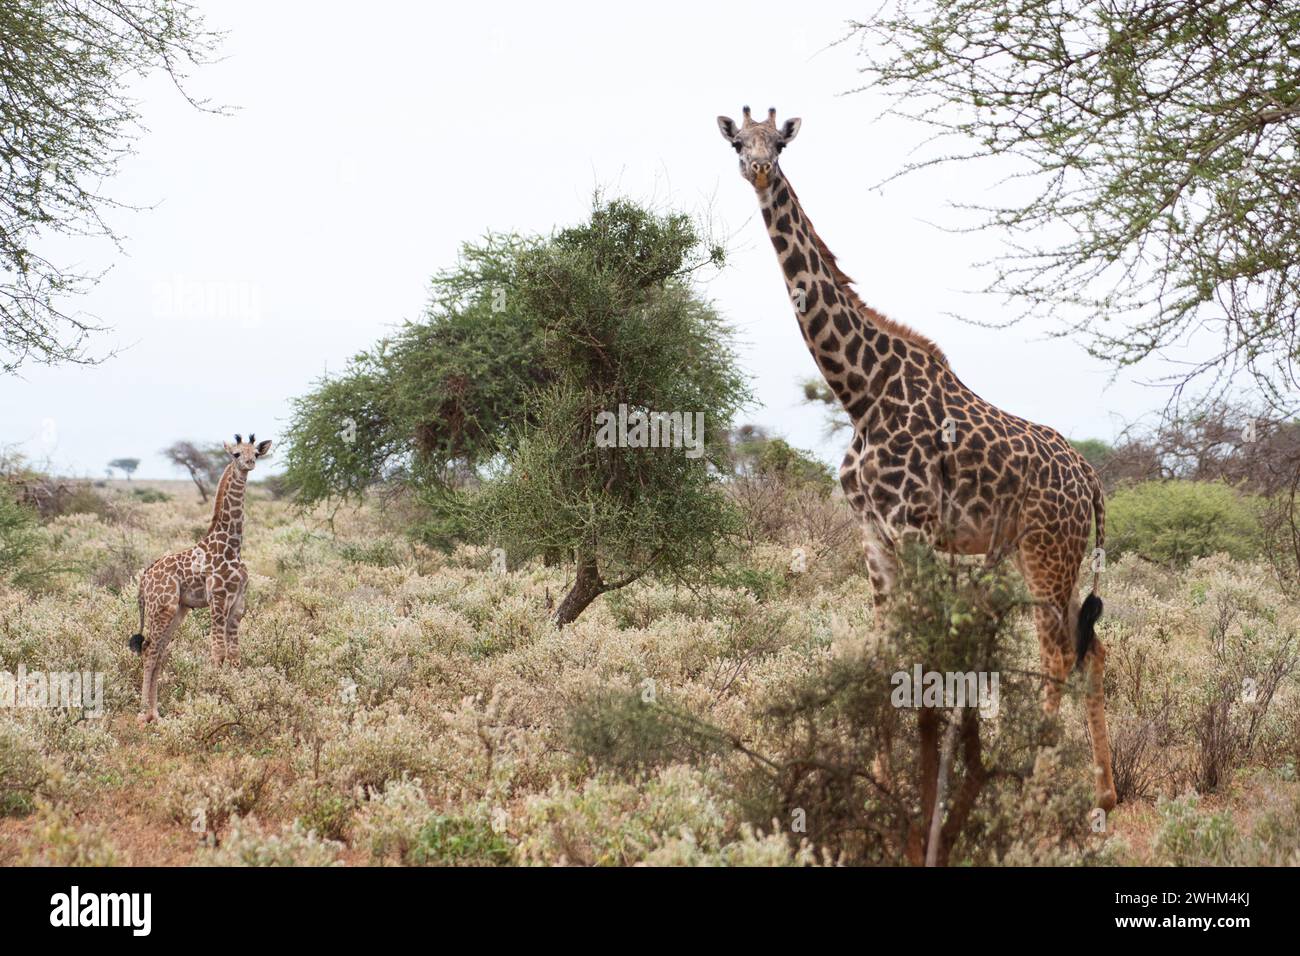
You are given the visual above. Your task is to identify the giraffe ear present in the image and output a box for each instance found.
[717,116,738,142]
[779,118,802,144]
[255,440,273,458]
[223,441,237,457]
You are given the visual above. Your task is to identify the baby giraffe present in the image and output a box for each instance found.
[129,433,272,724]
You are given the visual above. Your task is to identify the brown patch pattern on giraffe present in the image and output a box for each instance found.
[130,434,272,725]
[718,107,1116,812]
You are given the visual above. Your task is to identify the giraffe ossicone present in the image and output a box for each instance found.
[130,432,273,725]
[718,107,1116,813]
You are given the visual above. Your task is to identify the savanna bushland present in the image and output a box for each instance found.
[2,199,1298,867]
[3,0,1300,868]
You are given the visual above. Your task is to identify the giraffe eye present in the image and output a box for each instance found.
[732,141,742,153]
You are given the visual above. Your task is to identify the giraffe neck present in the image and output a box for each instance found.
[205,461,248,552]
[758,175,946,427]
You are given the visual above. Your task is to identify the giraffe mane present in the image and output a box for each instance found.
[206,460,237,537]
[783,179,950,369]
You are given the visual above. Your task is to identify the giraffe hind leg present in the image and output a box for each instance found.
[1019,535,1117,811]
[1081,630,1117,812]
[139,603,187,725]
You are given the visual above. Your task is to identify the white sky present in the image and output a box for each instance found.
[0,1,1180,479]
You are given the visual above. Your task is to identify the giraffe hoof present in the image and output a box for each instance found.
[1097,789,1117,813]
[137,710,158,727]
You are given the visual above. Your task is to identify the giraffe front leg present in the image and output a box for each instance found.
[862,517,898,628]
[224,579,247,668]
[208,584,231,667]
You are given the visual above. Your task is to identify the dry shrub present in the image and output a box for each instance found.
[1193,592,1297,792]
[198,817,344,866]
[0,720,54,816]
[2,474,1297,867]
[564,544,1105,866]
[161,755,276,837]
[16,803,122,865]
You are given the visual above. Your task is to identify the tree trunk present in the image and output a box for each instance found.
[937,708,986,865]
[189,469,210,502]
[553,552,605,626]
[906,707,942,865]
[925,713,961,867]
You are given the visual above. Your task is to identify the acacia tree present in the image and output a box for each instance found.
[0,0,220,372]
[475,199,748,624]
[280,233,546,519]
[108,457,140,480]
[162,440,226,501]
[849,1,1300,407]
[800,377,851,437]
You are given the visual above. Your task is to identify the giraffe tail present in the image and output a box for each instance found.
[1075,477,1106,671]
[129,590,145,655]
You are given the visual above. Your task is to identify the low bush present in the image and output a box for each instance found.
[1106,480,1261,567]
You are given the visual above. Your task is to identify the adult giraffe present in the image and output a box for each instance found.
[718,107,1116,813]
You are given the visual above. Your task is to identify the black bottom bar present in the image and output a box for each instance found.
[0,865,1276,941]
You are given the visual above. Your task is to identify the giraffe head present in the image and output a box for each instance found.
[223,433,273,472]
[716,106,801,190]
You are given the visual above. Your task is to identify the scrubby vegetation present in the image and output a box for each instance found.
[0,473,1297,866]
[1106,480,1262,568]
[283,199,745,624]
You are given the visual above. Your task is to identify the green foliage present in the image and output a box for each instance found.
[474,198,750,619]
[850,1,1300,400]
[281,233,545,504]
[131,487,170,503]
[1070,438,1113,471]
[565,688,728,774]
[294,788,354,842]
[337,538,404,567]
[754,438,835,494]
[0,0,219,371]
[1152,794,1240,866]
[886,541,1028,672]
[285,201,746,612]
[476,382,742,586]
[556,544,1102,865]
[0,495,43,588]
[1106,480,1262,566]
[16,805,121,865]
[711,563,788,601]
[57,485,112,520]
[407,815,512,866]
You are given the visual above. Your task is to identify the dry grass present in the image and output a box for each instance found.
[1,483,1297,865]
